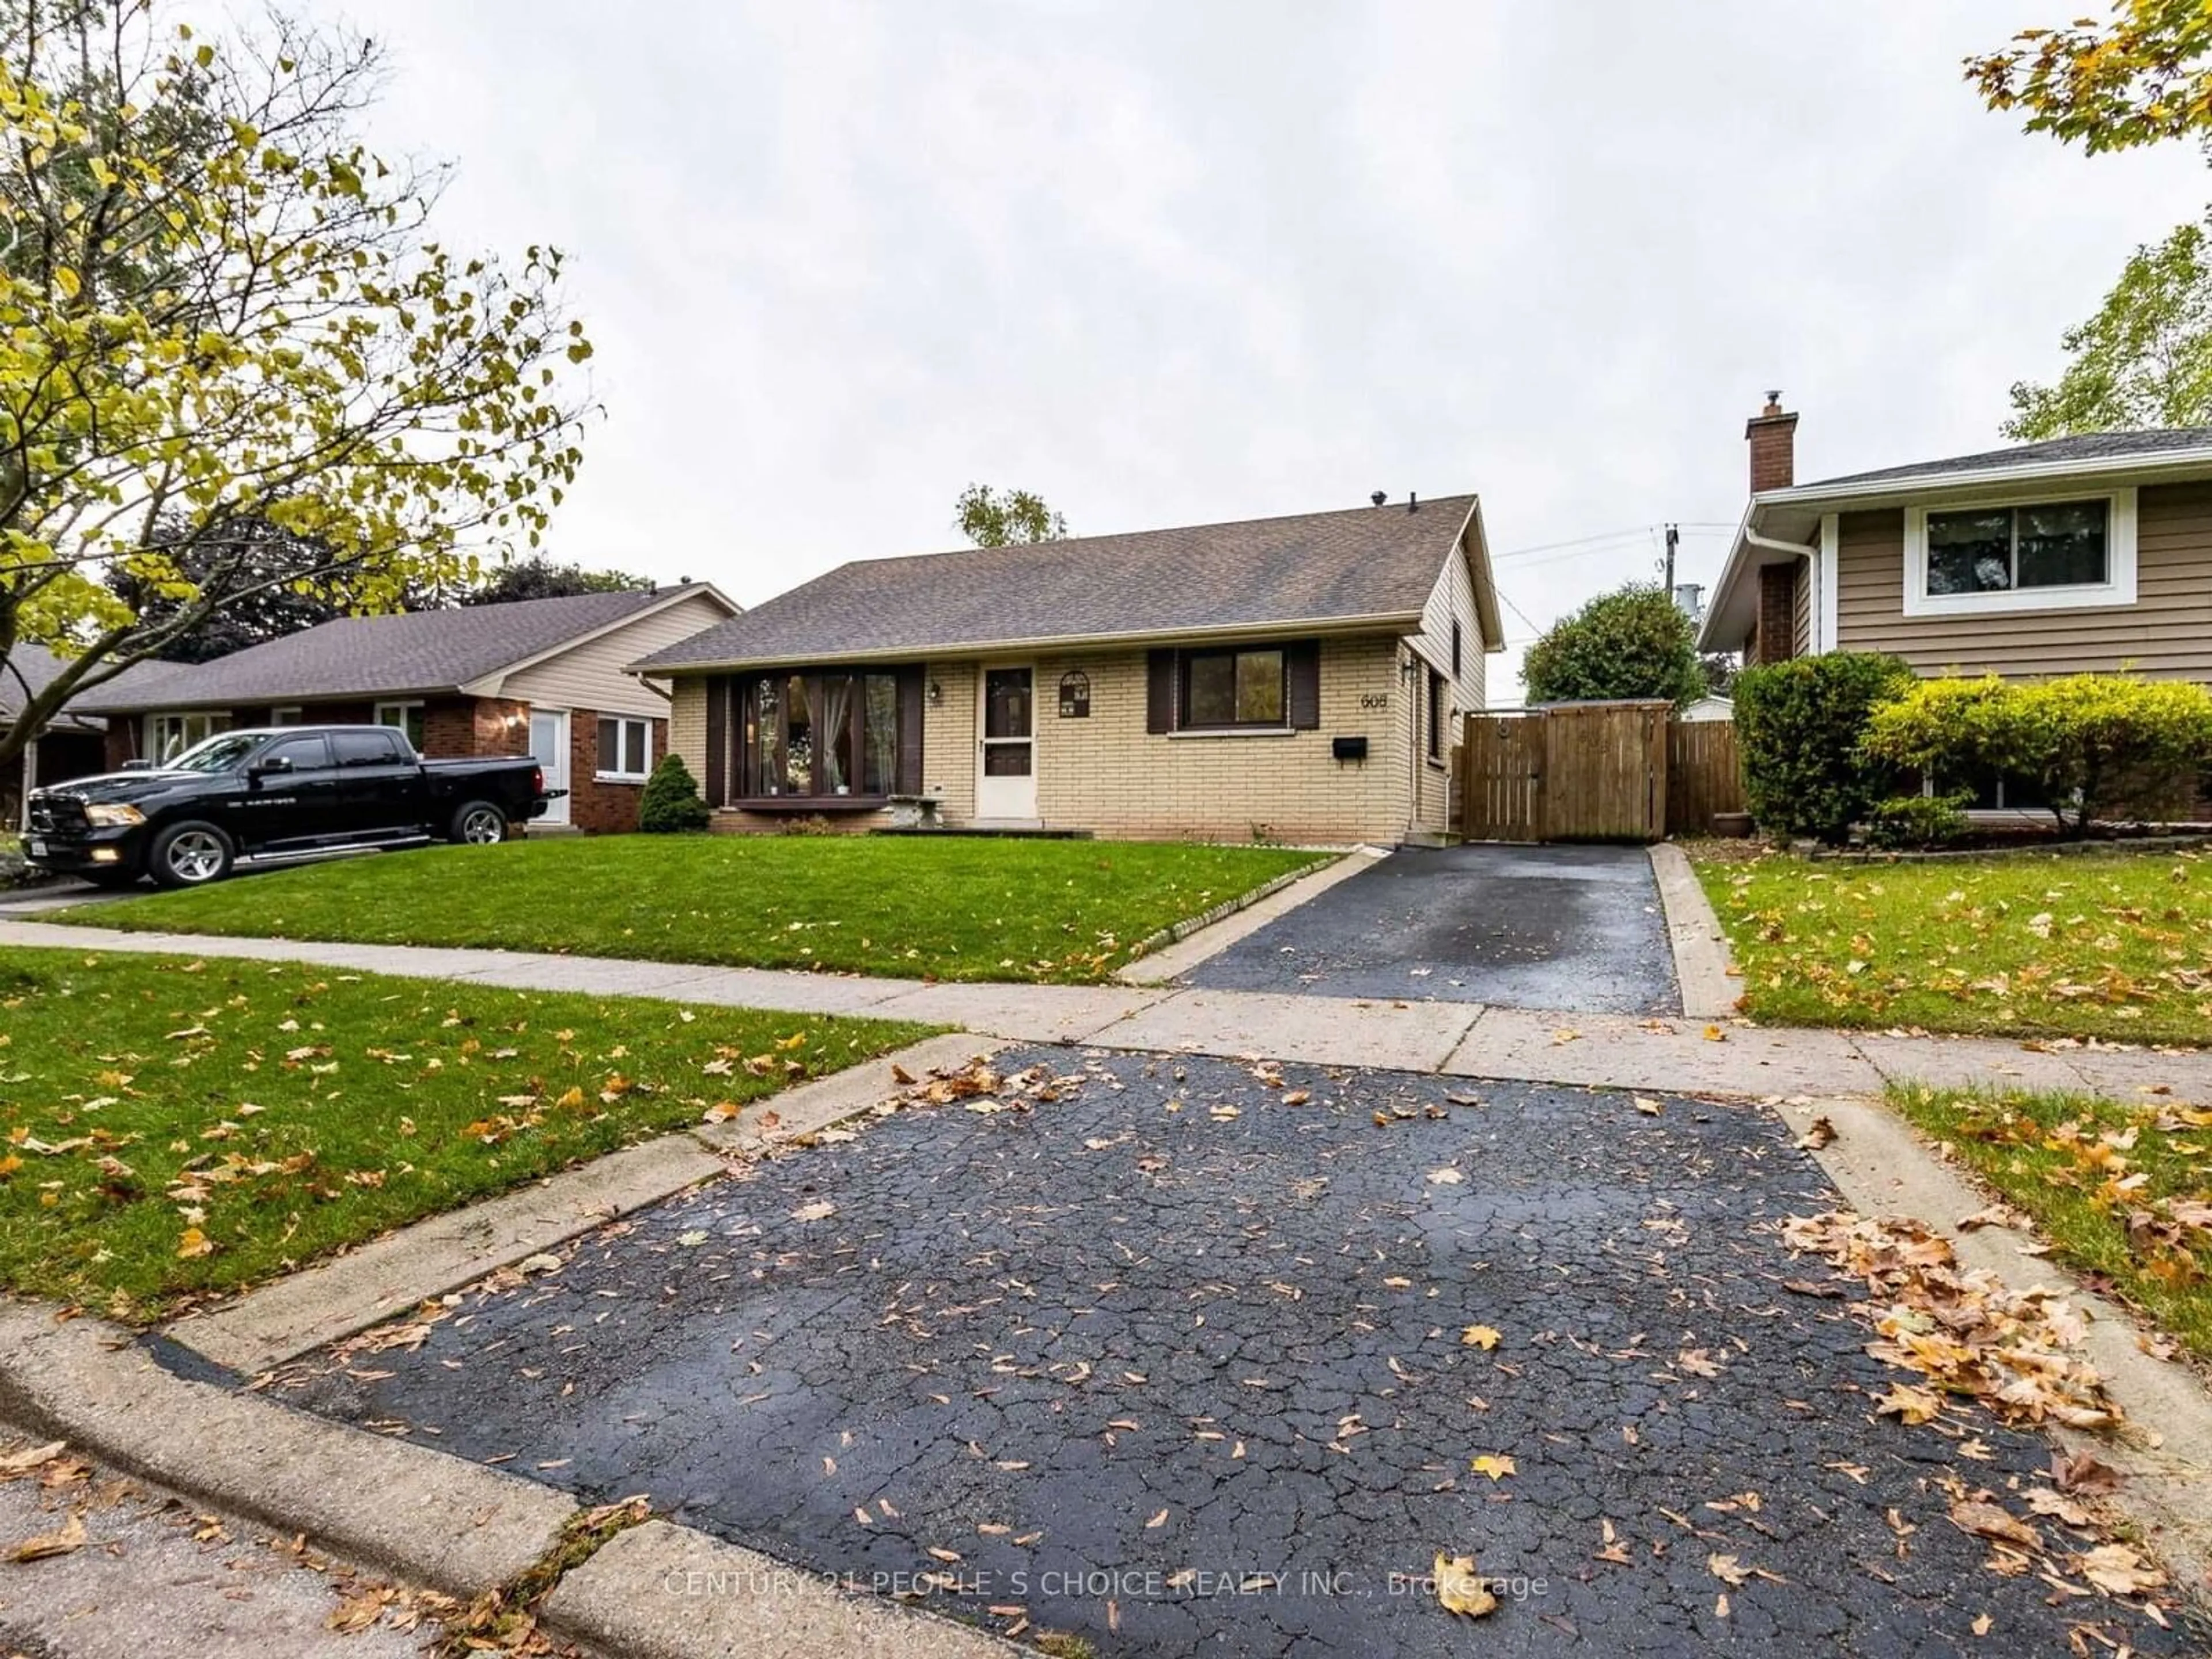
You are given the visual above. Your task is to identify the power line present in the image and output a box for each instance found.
[1491,526,1729,565]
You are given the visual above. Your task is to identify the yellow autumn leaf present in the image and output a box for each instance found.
[176,1227,215,1259]
[1874,1382,1944,1425]
[1433,1552,1497,1618]
[552,1086,585,1109]
[1460,1324,1502,1350]
[1469,1454,1517,1482]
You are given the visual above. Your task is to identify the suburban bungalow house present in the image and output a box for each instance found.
[1699,396,2212,685]
[2,642,109,828]
[71,585,738,833]
[634,495,1503,844]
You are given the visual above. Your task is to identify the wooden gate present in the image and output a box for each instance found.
[1460,714,1546,840]
[1455,700,1671,843]
[1666,720,1745,835]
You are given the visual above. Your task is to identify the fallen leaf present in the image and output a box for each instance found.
[1145,1509,1169,1528]
[1676,1348,1721,1378]
[1948,1500,2039,1551]
[791,1200,836,1223]
[2074,1542,2165,1596]
[1426,1168,1464,1185]
[1875,1384,1944,1425]
[1469,1455,1516,1482]
[175,1228,214,1260]
[1460,1324,1502,1350]
[0,1442,65,1476]
[1702,1025,1727,1043]
[1433,1552,1497,1618]
[5,1511,84,1563]
[2052,1451,2121,1493]
[1634,1096,1662,1116]
[1707,1552,1750,1587]
[1796,1116,1836,1150]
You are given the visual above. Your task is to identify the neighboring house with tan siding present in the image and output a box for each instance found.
[1700,398,2212,688]
[635,495,1504,845]
[71,585,739,834]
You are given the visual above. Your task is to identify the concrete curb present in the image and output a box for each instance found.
[0,1304,573,1599]
[1646,842,1739,1020]
[543,1519,1022,1659]
[0,1306,1030,1657]
[1774,1092,2212,1596]
[166,1032,1001,1376]
[1116,849,1376,983]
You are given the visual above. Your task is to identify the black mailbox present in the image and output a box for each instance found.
[1332,736,1368,763]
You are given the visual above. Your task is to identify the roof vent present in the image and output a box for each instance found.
[1370,490,1387,507]
[1407,491,1419,513]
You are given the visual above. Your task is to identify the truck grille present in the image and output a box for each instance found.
[26,795,87,836]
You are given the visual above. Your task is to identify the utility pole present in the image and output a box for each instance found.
[1663,522,1679,594]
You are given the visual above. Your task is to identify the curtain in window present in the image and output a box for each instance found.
[817,676,855,793]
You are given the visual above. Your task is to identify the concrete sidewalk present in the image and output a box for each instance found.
[4,918,2209,1101]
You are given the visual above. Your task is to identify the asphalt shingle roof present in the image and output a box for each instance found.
[0,642,103,730]
[70,587,691,714]
[636,496,1480,671]
[1802,426,2212,491]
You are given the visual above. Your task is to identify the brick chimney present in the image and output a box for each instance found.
[1745,391,1797,494]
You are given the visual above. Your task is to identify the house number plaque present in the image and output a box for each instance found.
[1058,670,1090,718]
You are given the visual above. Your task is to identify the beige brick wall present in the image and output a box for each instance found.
[1009,637,1411,843]
[664,632,1437,844]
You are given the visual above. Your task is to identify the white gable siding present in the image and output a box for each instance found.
[1404,537,1486,833]
[502,591,733,717]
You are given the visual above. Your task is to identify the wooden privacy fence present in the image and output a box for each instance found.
[1457,701,1743,843]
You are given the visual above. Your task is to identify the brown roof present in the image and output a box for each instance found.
[71,586,723,714]
[637,495,1492,671]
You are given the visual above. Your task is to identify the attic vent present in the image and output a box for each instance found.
[1407,491,1419,513]
[1370,490,1386,507]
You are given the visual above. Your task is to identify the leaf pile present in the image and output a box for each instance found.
[1781,1211,2120,1430]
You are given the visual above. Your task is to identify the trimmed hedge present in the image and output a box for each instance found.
[1865,673,2212,836]
[1733,652,1914,844]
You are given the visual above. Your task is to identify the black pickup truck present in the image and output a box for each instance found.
[24,726,554,889]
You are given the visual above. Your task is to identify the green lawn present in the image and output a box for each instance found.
[66,836,1328,983]
[1693,844,2212,1044]
[1888,1082,2212,1361]
[0,946,935,1320]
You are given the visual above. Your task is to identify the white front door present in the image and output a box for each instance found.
[975,665,1037,821]
[529,710,570,826]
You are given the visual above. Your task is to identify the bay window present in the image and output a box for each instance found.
[737,668,913,801]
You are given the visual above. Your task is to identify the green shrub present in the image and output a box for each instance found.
[1733,652,1915,843]
[1522,584,1705,708]
[1863,791,1971,851]
[1865,672,2212,835]
[637,752,712,833]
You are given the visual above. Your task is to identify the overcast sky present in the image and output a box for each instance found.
[293,0,2207,697]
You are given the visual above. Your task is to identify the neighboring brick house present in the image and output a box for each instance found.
[71,585,740,834]
[634,495,1503,845]
[3,642,109,830]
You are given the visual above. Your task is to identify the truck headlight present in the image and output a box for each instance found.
[83,804,145,828]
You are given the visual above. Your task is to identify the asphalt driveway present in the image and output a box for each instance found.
[275,1048,2188,1658]
[1186,844,1678,1013]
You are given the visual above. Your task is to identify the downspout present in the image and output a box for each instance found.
[1743,529,1819,658]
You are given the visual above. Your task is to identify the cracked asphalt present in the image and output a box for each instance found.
[278,1049,2195,1657]
[1184,844,1679,1012]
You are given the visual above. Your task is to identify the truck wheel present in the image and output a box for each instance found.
[149,821,234,888]
[451,800,509,845]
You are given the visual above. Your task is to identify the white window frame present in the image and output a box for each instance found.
[595,715,652,783]
[147,710,228,762]
[373,700,425,751]
[1902,486,2137,618]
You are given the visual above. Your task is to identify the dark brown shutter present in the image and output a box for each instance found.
[703,676,729,806]
[896,665,925,794]
[1146,649,1177,733]
[1286,640,1321,729]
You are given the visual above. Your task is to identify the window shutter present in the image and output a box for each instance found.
[896,665,925,794]
[703,677,729,806]
[1286,640,1321,729]
[1146,649,1179,734]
